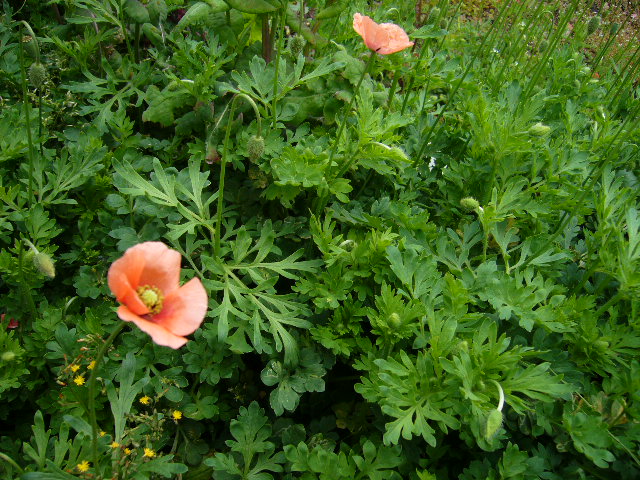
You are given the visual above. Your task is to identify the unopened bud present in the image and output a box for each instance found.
[247,135,264,162]
[22,35,38,58]
[483,409,503,441]
[388,312,401,328]
[2,351,16,362]
[34,252,55,278]
[429,7,441,22]
[289,35,306,58]
[587,16,601,36]
[28,62,47,89]
[539,39,549,52]
[440,19,447,30]
[609,23,620,35]
[529,122,551,136]
[460,197,480,211]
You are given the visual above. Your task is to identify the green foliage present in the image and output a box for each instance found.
[2,0,640,478]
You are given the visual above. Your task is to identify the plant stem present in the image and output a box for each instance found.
[18,240,38,322]
[18,25,36,205]
[271,7,287,129]
[88,322,127,468]
[0,453,24,475]
[214,94,263,255]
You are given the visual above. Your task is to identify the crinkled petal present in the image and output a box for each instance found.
[134,242,182,295]
[107,248,148,315]
[153,278,208,336]
[377,23,414,54]
[117,306,188,349]
[352,12,412,55]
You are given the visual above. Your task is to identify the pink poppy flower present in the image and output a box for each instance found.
[108,242,207,349]
[353,13,414,55]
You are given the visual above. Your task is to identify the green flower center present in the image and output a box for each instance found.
[137,285,164,315]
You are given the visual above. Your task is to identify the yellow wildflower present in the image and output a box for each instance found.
[143,447,156,458]
[88,360,96,370]
[73,375,86,386]
[99,431,106,437]
[110,441,120,448]
[124,448,132,455]
[172,410,183,420]
[139,395,151,405]
[70,364,80,372]
[76,460,90,472]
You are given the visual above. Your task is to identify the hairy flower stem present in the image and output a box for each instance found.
[88,322,127,468]
[215,94,263,255]
[271,7,287,129]
[312,52,376,217]
[18,23,37,205]
[17,241,38,323]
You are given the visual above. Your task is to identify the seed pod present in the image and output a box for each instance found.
[587,16,601,36]
[460,197,480,211]
[483,409,503,441]
[34,252,56,278]
[247,135,265,162]
[28,62,47,89]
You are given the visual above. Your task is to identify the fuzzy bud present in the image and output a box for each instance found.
[22,35,38,58]
[429,7,441,22]
[483,409,503,441]
[388,312,401,328]
[34,252,56,278]
[528,122,551,136]
[440,19,447,30]
[539,39,549,52]
[247,135,265,162]
[2,351,16,362]
[460,197,480,212]
[587,16,601,36]
[609,23,620,35]
[289,35,306,58]
[28,62,47,89]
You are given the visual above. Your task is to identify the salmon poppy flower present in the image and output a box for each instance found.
[108,242,207,349]
[353,13,414,55]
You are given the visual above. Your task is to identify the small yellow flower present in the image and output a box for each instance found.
[70,364,80,372]
[88,360,96,370]
[110,441,120,448]
[76,460,90,472]
[139,395,151,405]
[143,447,156,458]
[124,448,132,455]
[172,410,183,421]
[73,375,86,386]
[99,431,106,437]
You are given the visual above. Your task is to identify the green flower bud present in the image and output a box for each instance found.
[28,62,47,89]
[2,351,16,362]
[388,312,401,328]
[440,19,447,30]
[460,197,480,212]
[609,23,620,35]
[289,35,306,58]
[429,7,441,22]
[22,35,39,58]
[539,39,549,52]
[247,135,265,162]
[528,122,551,136]
[587,16,601,36]
[34,252,56,278]
[483,409,503,441]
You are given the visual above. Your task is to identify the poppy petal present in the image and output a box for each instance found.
[107,248,149,315]
[135,242,182,295]
[117,306,188,349]
[378,23,414,54]
[153,278,208,336]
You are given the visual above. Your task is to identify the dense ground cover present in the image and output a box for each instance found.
[1,0,640,478]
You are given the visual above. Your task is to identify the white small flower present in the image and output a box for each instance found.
[428,157,437,171]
